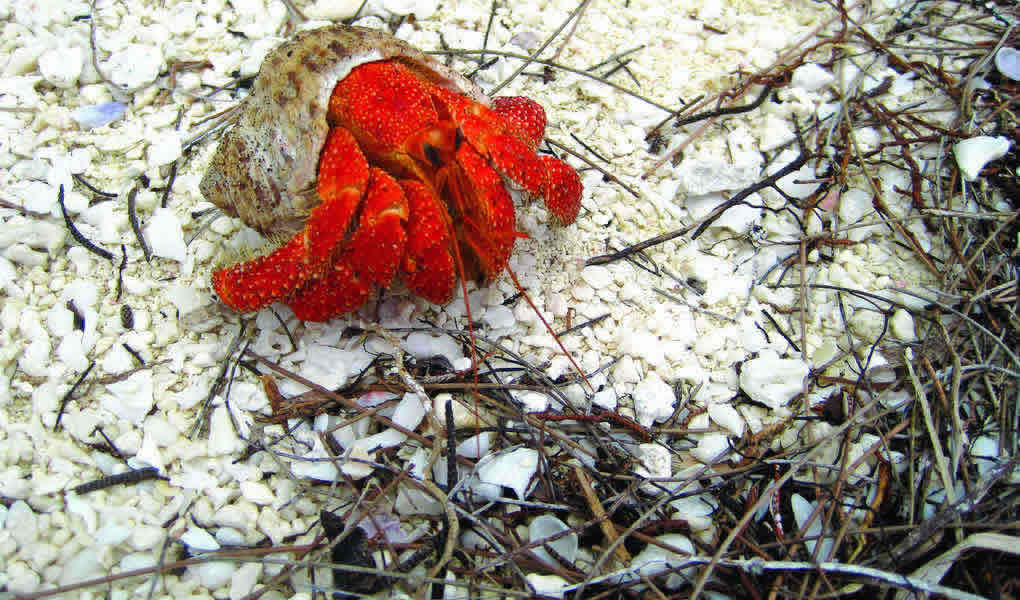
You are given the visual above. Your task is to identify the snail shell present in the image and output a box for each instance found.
[200,25,487,238]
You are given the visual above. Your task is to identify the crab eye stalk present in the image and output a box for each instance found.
[423,143,443,170]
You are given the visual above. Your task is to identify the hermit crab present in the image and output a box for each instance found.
[202,25,582,321]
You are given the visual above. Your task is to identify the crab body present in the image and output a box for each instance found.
[202,26,582,321]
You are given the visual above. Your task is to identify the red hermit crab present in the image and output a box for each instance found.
[202,25,582,321]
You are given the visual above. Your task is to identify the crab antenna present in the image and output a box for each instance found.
[506,267,593,394]
[446,222,487,441]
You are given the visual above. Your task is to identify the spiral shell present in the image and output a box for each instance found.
[200,25,487,238]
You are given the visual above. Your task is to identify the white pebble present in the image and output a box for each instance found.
[95,522,132,545]
[192,561,235,589]
[208,405,243,455]
[181,526,220,551]
[102,370,153,425]
[19,337,51,377]
[133,431,163,471]
[304,0,364,19]
[675,158,759,196]
[525,574,569,599]
[145,208,188,262]
[6,501,39,546]
[105,44,163,90]
[592,389,617,411]
[707,403,744,436]
[791,494,834,559]
[995,47,1020,81]
[59,548,103,586]
[121,551,156,572]
[402,331,464,363]
[66,494,98,533]
[290,442,339,482]
[240,481,275,506]
[791,63,834,91]
[382,0,438,18]
[230,563,263,599]
[768,149,822,198]
[630,533,695,585]
[5,561,41,594]
[164,282,204,315]
[739,350,810,410]
[632,373,675,428]
[634,443,671,493]
[392,392,427,430]
[340,446,374,479]
[889,308,917,342]
[691,432,730,463]
[581,265,612,288]
[148,131,183,167]
[954,136,1011,181]
[0,256,16,288]
[481,304,515,329]
[456,432,492,459]
[6,244,49,267]
[216,527,246,546]
[669,495,717,531]
[515,390,549,412]
[72,102,127,129]
[38,45,83,89]
[971,435,1000,477]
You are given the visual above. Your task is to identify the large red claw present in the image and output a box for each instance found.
[212,236,314,313]
[211,127,369,313]
[491,96,546,150]
[288,168,408,321]
[287,260,372,321]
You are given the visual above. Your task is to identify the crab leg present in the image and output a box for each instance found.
[431,87,583,225]
[288,168,409,321]
[400,180,457,305]
[211,127,369,313]
[447,144,519,281]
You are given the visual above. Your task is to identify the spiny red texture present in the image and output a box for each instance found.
[491,96,546,150]
[212,127,369,312]
[212,60,582,321]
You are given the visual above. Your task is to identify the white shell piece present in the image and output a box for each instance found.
[739,350,810,410]
[476,447,538,500]
[529,515,578,569]
[791,493,834,559]
[954,136,1011,181]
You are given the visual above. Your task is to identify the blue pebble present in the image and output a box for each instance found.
[72,102,127,128]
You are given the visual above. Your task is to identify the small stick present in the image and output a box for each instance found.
[58,185,114,260]
[574,465,632,563]
[127,186,152,263]
[55,360,95,430]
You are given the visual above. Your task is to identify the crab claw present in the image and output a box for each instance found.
[211,127,370,312]
[457,114,582,225]
[288,168,409,321]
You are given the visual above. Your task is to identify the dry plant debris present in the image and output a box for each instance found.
[0,0,1017,599]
